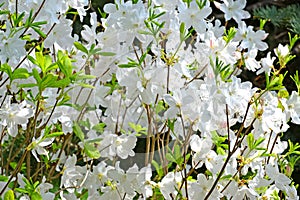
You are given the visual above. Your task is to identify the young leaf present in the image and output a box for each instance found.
[152,160,163,179]
[45,132,64,138]
[32,26,46,38]
[84,142,101,159]
[32,68,42,84]
[247,133,255,150]
[118,63,138,68]
[98,52,116,56]
[166,153,176,163]
[12,68,30,80]
[0,63,13,80]
[73,122,85,141]
[74,41,88,54]
[4,190,15,200]
[30,192,42,200]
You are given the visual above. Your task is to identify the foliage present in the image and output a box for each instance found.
[253,4,300,34]
[0,0,299,199]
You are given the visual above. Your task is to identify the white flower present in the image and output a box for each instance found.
[287,91,300,124]
[106,162,153,199]
[190,174,222,200]
[65,0,89,21]
[275,44,289,58]
[231,185,258,200]
[158,171,182,200]
[38,177,55,200]
[285,185,299,200]
[221,76,254,121]
[256,52,276,75]
[190,134,213,168]
[113,134,137,159]
[178,1,212,34]
[163,91,182,119]
[261,107,289,134]
[37,0,67,24]
[81,12,98,46]
[58,115,73,134]
[0,99,34,137]
[60,155,84,193]
[265,164,291,191]
[237,22,268,51]
[0,24,26,64]
[218,0,250,23]
[243,49,261,72]
[30,133,55,162]
[44,18,74,50]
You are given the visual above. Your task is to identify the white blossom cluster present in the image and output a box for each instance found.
[0,0,299,199]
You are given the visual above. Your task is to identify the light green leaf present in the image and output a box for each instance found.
[166,153,176,163]
[0,63,13,80]
[4,190,15,200]
[45,132,64,138]
[12,68,30,80]
[84,142,101,159]
[98,52,116,56]
[31,192,42,200]
[32,68,42,83]
[32,26,46,38]
[73,122,84,141]
[74,41,88,54]
[47,78,71,88]
[118,63,138,68]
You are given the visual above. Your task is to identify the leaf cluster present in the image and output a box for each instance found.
[253,4,300,34]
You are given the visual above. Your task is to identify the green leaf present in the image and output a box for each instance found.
[32,26,46,38]
[220,174,232,181]
[31,192,42,200]
[47,78,71,88]
[41,73,58,89]
[223,27,236,43]
[14,188,28,194]
[35,51,45,71]
[152,160,163,179]
[77,82,95,89]
[217,147,226,155]
[174,144,181,162]
[266,74,285,91]
[73,122,85,141]
[98,52,116,56]
[84,142,101,159]
[247,133,255,150]
[74,41,88,54]
[167,119,175,133]
[12,68,30,80]
[4,190,14,200]
[0,63,13,80]
[92,123,106,133]
[0,175,8,182]
[19,83,38,88]
[31,21,47,27]
[45,63,58,72]
[254,137,265,149]
[74,73,96,80]
[179,22,186,41]
[45,132,64,138]
[118,63,138,68]
[27,55,39,66]
[32,68,42,84]
[0,9,10,15]
[166,153,176,163]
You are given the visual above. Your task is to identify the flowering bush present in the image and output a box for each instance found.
[0,0,299,199]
